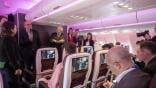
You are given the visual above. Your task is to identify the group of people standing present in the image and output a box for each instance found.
[67,28,95,51]
[0,15,66,88]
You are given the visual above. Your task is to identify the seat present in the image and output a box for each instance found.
[81,46,94,55]
[23,48,58,87]
[61,53,92,88]
[91,50,109,88]
[39,53,92,88]
[62,48,66,61]
[0,72,3,88]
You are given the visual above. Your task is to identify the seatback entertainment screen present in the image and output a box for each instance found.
[84,47,92,54]
[41,50,55,59]
[72,56,89,72]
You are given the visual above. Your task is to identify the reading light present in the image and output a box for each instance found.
[113,1,119,5]
[110,30,119,34]
[128,7,133,10]
[113,0,133,10]
[119,3,124,6]
[33,0,85,21]
[123,5,128,8]
[122,30,131,33]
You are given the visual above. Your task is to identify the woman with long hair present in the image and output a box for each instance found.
[0,21,23,88]
[83,33,94,49]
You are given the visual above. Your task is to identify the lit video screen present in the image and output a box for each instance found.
[84,47,92,53]
[72,56,89,72]
[100,53,106,64]
[41,50,55,59]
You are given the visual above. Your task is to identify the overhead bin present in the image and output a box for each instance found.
[25,0,75,20]
[68,8,156,30]
[138,8,156,22]
[25,0,102,21]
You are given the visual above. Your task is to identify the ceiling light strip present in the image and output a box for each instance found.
[79,21,156,31]
[33,0,85,21]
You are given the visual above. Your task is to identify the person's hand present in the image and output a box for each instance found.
[15,69,22,75]
[103,80,113,88]
[59,39,64,43]
[53,39,57,42]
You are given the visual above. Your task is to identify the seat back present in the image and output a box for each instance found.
[36,48,58,86]
[62,48,66,61]
[62,53,92,88]
[91,50,108,88]
[81,46,93,55]
[0,72,3,88]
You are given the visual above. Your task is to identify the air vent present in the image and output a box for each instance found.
[114,24,122,26]
[53,6,61,10]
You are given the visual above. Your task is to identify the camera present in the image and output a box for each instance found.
[136,30,149,37]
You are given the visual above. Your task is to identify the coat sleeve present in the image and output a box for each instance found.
[4,38,24,70]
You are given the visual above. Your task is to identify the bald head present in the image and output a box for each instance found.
[56,26,63,33]
[107,46,132,63]
[107,47,133,75]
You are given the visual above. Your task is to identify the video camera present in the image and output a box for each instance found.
[136,30,149,37]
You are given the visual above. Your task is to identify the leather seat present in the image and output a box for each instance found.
[90,50,109,88]
[39,53,92,88]
[23,48,58,88]
[61,53,92,88]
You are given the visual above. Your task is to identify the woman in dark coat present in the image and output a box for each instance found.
[83,33,94,49]
[0,21,23,88]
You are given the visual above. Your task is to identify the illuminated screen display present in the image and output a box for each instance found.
[84,47,92,53]
[72,56,89,72]
[41,50,55,59]
[100,53,106,64]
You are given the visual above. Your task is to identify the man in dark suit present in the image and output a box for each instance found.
[104,47,151,88]
[19,20,40,70]
[49,26,65,62]
[137,41,156,76]
[137,41,156,88]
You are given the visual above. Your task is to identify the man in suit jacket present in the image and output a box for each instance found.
[137,41,156,88]
[137,41,156,76]
[19,20,40,70]
[105,46,151,88]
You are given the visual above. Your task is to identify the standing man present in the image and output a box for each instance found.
[137,41,156,87]
[137,41,156,76]
[50,26,65,62]
[104,46,151,88]
[19,20,40,70]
